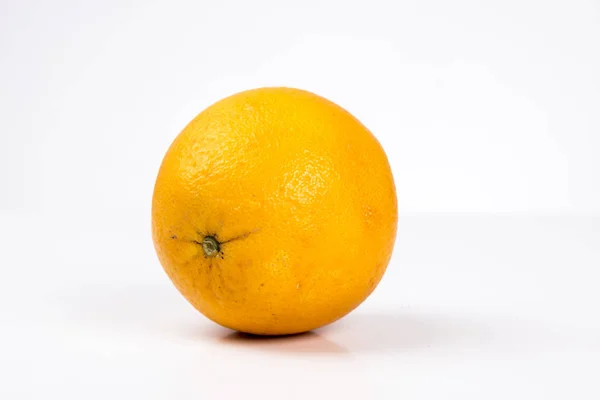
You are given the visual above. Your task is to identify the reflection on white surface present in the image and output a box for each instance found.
[219,331,350,354]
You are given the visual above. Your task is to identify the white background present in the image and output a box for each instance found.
[1,1,599,399]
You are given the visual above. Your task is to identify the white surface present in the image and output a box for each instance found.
[2,1,600,399]
[1,214,599,399]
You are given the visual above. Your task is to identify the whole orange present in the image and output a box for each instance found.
[152,87,397,335]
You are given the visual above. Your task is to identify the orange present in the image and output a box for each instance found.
[152,87,397,335]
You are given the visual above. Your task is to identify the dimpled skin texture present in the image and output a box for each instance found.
[152,87,397,335]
